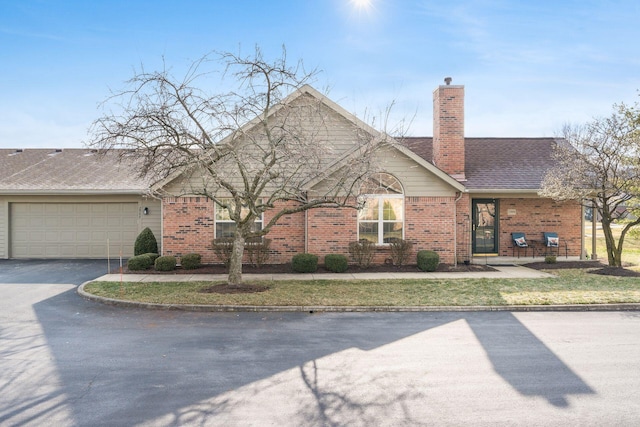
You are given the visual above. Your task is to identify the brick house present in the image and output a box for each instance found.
[156,81,583,265]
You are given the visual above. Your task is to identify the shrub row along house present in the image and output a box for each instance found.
[0,80,583,264]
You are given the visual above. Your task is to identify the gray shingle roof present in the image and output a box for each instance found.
[401,137,559,190]
[0,149,151,194]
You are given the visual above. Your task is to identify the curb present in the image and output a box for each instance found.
[77,282,640,313]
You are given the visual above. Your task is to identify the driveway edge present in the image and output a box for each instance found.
[77,283,640,313]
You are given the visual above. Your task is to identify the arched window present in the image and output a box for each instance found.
[358,173,404,244]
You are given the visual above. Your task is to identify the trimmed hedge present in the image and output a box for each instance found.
[417,250,439,272]
[144,253,160,263]
[181,253,202,270]
[292,253,318,273]
[127,254,153,271]
[324,254,348,273]
[155,255,177,271]
[134,227,158,256]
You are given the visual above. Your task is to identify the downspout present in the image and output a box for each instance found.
[453,191,464,267]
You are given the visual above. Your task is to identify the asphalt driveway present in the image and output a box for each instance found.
[1,260,640,426]
[0,259,111,284]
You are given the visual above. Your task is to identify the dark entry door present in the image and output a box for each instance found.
[472,199,498,254]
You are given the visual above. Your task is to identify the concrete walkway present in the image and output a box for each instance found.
[93,265,555,282]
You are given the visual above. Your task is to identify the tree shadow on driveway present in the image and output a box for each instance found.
[1,288,595,426]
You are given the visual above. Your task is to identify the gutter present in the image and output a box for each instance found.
[0,189,149,196]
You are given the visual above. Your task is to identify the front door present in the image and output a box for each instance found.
[472,199,498,254]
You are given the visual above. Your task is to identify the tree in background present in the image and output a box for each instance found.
[540,103,640,267]
[89,47,392,285]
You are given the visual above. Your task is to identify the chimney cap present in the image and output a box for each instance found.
[444,77,453,85]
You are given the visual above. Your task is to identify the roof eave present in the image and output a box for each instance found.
[0,189,149,196]
[468,188,541,194]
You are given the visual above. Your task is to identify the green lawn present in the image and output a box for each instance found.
[585,221,640,270]
[84,269,640,307]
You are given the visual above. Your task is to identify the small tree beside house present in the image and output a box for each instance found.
[540,102,640,267]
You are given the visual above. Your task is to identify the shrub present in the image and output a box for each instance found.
[144,253,160,263]
[212,238,234,267]
[417,250,439,272]
[545,255,557,264]
[134,227,158,256]
[246,238,271,267]
[127,254,153,271]
[155,255,177,271]
[181,253,202,270]
[292,253,318,273]
[389,239,413,266]
[348,239,375,268]
[324,254,348,273]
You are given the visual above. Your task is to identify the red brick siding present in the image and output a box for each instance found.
[161,195,580,265]
[162,197,216,262]
[263,202,306,263]
[433,85,465,177]
[498,198,582,257]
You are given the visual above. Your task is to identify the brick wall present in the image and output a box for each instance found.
[162,197,215,262]
[433,84,465,179]
[161,195,581,266]
[498,198,582,257]
[307,196,458,264]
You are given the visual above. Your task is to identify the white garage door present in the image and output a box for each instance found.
[10,203,139,258]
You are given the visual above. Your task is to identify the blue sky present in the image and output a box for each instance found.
[1,0,639,148]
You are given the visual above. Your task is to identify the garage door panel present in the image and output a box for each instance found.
[10,203,139,258]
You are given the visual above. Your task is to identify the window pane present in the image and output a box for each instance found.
[382,198,403,221]
[358,198,379,220]
[215,199,232,221]
[382,222,403,243]
[359,222,378,243]
[216,222,236,239]
[361,173,403,195]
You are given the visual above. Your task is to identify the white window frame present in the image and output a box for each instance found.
[357,173,405,245]
[214,199,263,238]
[357,194,405,245]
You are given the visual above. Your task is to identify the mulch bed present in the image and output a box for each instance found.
[123,262,496,275]
[524,260,640,277]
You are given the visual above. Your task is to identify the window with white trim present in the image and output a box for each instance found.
[358,173,404,244]
[214,199,263,238]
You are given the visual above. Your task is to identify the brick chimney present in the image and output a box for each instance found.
[433,77,465,181]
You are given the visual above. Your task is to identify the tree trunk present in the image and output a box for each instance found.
[601,220,622,267]
[227,230,246,286]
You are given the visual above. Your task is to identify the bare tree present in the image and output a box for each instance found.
[540,103,640,267]
[89,47,389,285]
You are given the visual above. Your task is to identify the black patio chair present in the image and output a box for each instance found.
[543,232,568,258]
[511,232,530,258]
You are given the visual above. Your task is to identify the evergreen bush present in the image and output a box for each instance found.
[134,227,158,256]
[127,254,153,271]
[144,253,160,263]
[181,253,202,270]
[417,250,439,272]
[324,254,348,273]
[292,253,318,273]
[155,255,177,271]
